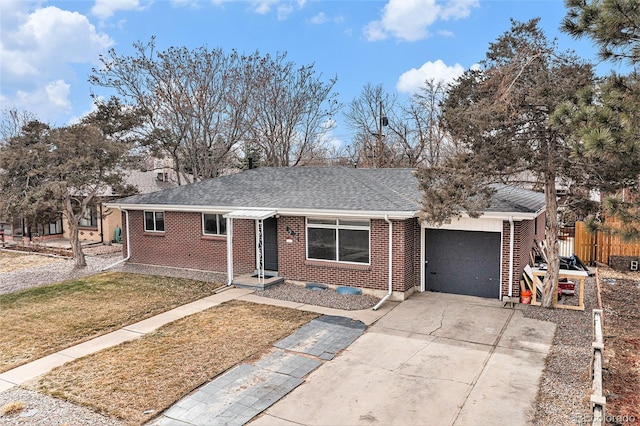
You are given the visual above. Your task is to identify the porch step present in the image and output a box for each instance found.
[232,274,284,291]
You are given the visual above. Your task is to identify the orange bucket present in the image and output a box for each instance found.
[520,289,532,304]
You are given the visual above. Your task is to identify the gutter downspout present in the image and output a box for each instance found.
[373,215,393,311]
[508,216,514,299]
[102,209,130,271]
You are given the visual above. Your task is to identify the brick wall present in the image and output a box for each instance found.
[125,210,254,274]
[500,212,545,298]
[403,218,420,292]
[123,211,418,295]
[277,217,417,293]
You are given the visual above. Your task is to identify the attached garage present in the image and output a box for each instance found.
[425,228,502,298]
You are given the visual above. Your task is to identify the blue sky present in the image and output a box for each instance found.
[0,0,619,145]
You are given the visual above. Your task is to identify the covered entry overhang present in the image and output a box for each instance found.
[223,210,276,285]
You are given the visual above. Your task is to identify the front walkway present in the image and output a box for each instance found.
[153,316,366,425]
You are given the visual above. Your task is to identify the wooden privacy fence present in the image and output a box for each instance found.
[574,221,640,265]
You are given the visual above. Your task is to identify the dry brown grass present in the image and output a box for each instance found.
[1,401,25,416]
[32,300,318,425]
[0,250,63,273]
[0,272,221,373]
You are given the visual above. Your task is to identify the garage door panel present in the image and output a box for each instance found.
[425,229,501,298]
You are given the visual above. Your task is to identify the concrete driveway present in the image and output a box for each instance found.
[250,291,556,426]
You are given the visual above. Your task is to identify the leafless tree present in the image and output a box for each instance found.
[398,79,460,167]
[91,40,341,178]
[343,83,400,168]
[247,52,341,167]
[91,38,254,183]
[0,109,37,144]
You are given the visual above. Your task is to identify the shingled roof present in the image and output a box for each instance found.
[109,166,545,219]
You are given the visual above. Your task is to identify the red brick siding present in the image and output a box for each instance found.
[125,211,254,274]
[121,210,128,256]
[123,211,418,293]
[231,219,257,274]
[500,213,545,297]
[403,218,420,291]
[278,217,417,292]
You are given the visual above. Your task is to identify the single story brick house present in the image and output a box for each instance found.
[106,166,545,303]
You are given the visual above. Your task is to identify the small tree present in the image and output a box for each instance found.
[415,19,595,308]
[0,98,141,266]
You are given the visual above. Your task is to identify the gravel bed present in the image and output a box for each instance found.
[117,262,227,283]
[523,277,596,426]
[0,253,122,295]
[0,388,122,426]
[256,281,380,310]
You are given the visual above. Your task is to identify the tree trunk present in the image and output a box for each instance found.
[64,196,87,268]
[541,169,560,308]
[68,221,87,267]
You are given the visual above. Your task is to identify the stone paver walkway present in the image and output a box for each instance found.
[153,316,366,426]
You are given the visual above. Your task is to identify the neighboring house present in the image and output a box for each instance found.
[66,169,180,244]
[106,167,545,301]
[0,214,64,242]
[1,167,180,245]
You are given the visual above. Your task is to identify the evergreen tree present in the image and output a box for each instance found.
[415,19,595,308]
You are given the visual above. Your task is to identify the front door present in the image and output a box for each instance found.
[263,217,278,271]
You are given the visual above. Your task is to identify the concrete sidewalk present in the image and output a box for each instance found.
[0,287,253,393]
[0,287,395,394]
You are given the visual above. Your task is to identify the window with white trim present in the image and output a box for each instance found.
[202,213,226,235]
[144,211,165,232]
[306,218,370,264]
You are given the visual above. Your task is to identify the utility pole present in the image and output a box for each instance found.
[376,101,388,168]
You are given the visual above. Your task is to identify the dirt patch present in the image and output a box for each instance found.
[0,251,64,273]
[30,300,318,425]
[0,272,221,373]
[598,269,640,422]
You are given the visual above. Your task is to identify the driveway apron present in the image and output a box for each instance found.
[251,292,556,426]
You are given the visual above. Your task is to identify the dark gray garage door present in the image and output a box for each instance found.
[425,229,501,298]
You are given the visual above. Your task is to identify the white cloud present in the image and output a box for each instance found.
[364,0,478,42]
[396,60,465,94]
[91,0,151,20]
[277,3,294,20]
[252,1,272,15]
[171,0,202,8]
[310,12,328,24]
[320,119,343,151]
[438,29,454,37]
[0,4,113,123]
[1,6,113,81]
[247,0,305,19]
[13,80,72,120]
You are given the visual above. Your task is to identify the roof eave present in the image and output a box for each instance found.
[103,202,418,220]
[462,209,544,221]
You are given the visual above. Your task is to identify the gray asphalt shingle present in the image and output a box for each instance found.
[112,166,545,215]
